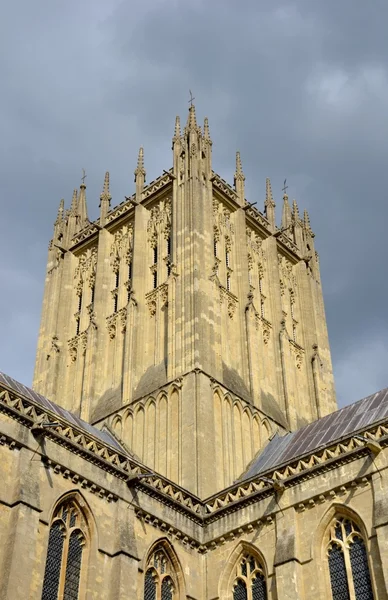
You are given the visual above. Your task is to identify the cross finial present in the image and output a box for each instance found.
[81,168,87,185]
[188,90,195,107]
[282,178,288,195]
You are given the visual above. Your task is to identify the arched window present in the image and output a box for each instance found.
[41,499,87,600]
[327,517,374,600]
[144,547,177,600]
[232,553,267,600]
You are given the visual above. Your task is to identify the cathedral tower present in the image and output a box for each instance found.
[33,104,336,496]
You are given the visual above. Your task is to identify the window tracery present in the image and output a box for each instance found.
[110,224,134,312]
[144,548,177,600]
[73,247,97,335]
[41,499,87,600]
[147,198,172,291]
[327,517,374,600]
[232,553,267,600]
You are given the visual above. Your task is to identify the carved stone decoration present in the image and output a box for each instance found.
[87,304,97,330]
[145,284,168,316]
[118,307,127,334]
[160,284,168,307]
[289,339,305,371]
[263,327,270,345]
[80,332,88,356]
[227,299,236,319]
[75,247,98,289]
[68,337,78,363]
[110,224,134,268]
[51,336,60,354]
[148,300,157,316]
[147,198,172,246]
[106,314,117,340]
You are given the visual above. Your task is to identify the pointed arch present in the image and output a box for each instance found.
[261,419,271,443]
[111,415,122,439]
[242,408,253,466]
[168,388,180,482]
[41,491,95,600]
[219,541,268,600]
[157,392,168,475]
[145,399,156,467]
[252,415,261,453]
[134,405,145,460]
[313,503,375,599]
[142,538,185,600]
[233,402,244,478]
[123,408,134,448]
[213,390,224,489]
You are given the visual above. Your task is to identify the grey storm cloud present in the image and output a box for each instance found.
[0,0,387,407]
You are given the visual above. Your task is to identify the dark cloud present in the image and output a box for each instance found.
[1,0,387,406]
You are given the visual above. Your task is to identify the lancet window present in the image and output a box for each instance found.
[147,198,172,291]
[144,548,177,600]
[232,553,267,600]
[110,224,134,311]
[327,517,374,600]
[278,256,298,342]
[41,499,87,600]
[74,247,97,334]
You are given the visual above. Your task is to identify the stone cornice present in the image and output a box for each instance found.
[0,381,387,530]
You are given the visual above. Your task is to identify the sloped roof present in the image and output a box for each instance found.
[241,387,388,480]
[0,371,125,452]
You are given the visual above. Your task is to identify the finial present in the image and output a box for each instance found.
[282,178,288,199]
[186,96,198,131]
[134,147,146,178]
[265,178,275,207]
[281,188,292,231]
[100,171,111,203]
[81,168,87,187]
[78,176,88,225]
[188,89,195,108]
[234,151,245,181]
[304,209,312,232]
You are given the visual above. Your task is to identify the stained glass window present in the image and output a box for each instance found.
[144,570,156,600]
[144,547,177,600]
[41,522,64,600]
[232,553,267,600]
[41,500,87,600]
[327,517,374,600]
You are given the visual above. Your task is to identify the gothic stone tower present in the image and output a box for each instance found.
[33,104,336,497]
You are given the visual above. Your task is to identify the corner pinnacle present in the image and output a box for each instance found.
[55,198,65,224]
[234,151,245,181]
[203,117,211,141]
[265,178,275,207]
[173,115,181,142]
[292,199,300,220]
[304,209,312,233]
[100,172,111,203]
[70,189,78,216]
[134,147,146,178]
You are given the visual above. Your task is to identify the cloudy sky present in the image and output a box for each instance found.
[1,0,387,409]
